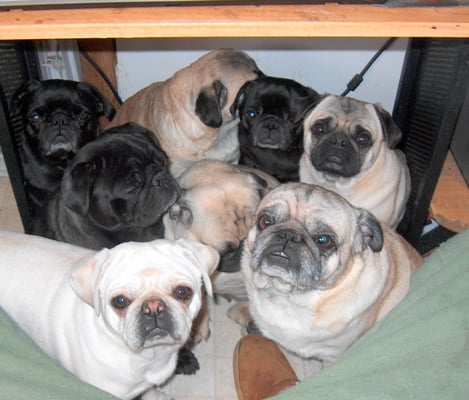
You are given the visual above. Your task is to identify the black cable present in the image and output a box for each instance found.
[77,43,123,105]
[341,38,397,97]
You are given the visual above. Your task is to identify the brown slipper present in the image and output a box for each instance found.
[233,334,299,400]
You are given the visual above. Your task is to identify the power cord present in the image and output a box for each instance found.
[77,43,123,106]
[341,38,397,97]
[78,38,396,105]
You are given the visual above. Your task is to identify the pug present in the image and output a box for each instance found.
[9,79,115,214]
[235,183,423,363]
[164,159,279,301]
[107,49,262,178]
[299,95,410,228]
[231,76,319,182]
[0,230,219,400]
[40,122,180,250]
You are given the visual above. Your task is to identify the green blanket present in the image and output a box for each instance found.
[275,229,469,400]
[1,230,467,399]
[0,298,117,399]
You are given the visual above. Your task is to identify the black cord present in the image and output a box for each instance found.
[341,38,397,97]
[78,38,395,104]
[77,43,123,105]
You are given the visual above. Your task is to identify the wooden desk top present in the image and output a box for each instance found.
[0,4,468,40]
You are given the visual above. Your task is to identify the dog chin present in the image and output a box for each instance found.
[252,270,295,293]
[125,326,185,352]
[255,140,284,150]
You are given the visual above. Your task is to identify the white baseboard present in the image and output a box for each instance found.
[0,153,8,177]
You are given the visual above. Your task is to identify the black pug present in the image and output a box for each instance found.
[231,76,320,182]
[39,122,180,250]
[9,79,115,215]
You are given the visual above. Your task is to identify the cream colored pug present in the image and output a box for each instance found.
[239,183,422,362]
[0,231,219,400]
[107,49,262,177]
[299,95,410,228]
[163,159,279,301]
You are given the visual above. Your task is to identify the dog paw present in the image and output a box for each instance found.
[175,347,200,375]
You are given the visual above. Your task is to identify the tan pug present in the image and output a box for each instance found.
[299,95,410,228]
[235,183,422,362]
[164,159,279,301]
[107,49,262,177]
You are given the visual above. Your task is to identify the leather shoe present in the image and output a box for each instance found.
[233,334,299,400]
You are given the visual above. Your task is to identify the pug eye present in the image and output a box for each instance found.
[173,286,193,302]
[312,121,328,136]
[78,111,90,122]
[246,109,257,120]
[316,234,334,249]
[258,213,274,230]
[356,132,371,146]
[28,112,42,124]
[111,295,132,309]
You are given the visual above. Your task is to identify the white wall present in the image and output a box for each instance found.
[115,38,408,112]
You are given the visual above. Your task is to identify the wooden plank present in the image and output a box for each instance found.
[430,151,469,233]
[78,39,121,117]
[0,4,468,40]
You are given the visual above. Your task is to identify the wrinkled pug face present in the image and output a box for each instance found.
[303,95,402,178]
[61,123,180,230]
[10,79,114,163]
[70,239,219,352]
[245,182,383,293]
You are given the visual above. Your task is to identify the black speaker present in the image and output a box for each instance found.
[0,41,40,233]
[393,38,469,253]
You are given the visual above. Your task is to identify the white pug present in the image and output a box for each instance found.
[0,231,219,400]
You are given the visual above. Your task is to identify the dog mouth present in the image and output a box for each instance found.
[324,155,344,167]
[43,134,75,157]
[266,250,290,266]
[313,154,349,176]
[144,326,169,340]
[254,248,296,290]
[256,140,282,150]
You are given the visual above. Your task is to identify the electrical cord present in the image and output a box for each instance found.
[77,43,123,105]
[341,38,397,97]
[78,38,396,105]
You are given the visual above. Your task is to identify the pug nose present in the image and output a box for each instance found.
[141,298,166,316]
[264,118,279,131]
[52,112,68,125]
[279,229,302,243]
[331,136,349,148]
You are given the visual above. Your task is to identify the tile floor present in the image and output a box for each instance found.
[0,176,322,400]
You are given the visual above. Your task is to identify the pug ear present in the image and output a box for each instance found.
[229,79,253,117]
[354,210,384,253]
[373,103,402,149]
[62,162,96,216]
[293,93,327,125]
[195,80,227,128]
[176,239,220,297]
[247,172,271,200]
[9,79,42,115]
[168,198,193,228]
[291,87,321,119]
[68,248,111,316]
[77,81,115,119]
